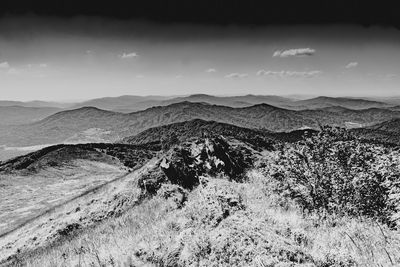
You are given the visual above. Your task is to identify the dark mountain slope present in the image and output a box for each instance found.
[0,143,157,174]
[350,118,400,145]
[367,118,400,132]
[121,119,315,150]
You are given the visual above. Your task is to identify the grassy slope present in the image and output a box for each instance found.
[0,160,125,236]
[0,158,160,265]
[18,168,400,267]
[2,132,400,266]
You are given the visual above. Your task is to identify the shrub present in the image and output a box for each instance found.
[265,126,400,225]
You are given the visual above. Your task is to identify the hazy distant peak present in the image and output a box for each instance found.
[187,94,213,98]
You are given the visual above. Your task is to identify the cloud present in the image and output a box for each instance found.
[7,68,21,75]
[119,52,138,59]
[256,69,274,76]
[273,48,316,57]
[345,62,358,69]
[257,69,321,78]
[175,74,183,79]
[27,63,48,68]
[206,68,217,73]
[0,62,10,69]
[384,74,397,79]
[225,72,248,78]
[0,62,20,75]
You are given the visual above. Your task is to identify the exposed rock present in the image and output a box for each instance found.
[160,136,254,189]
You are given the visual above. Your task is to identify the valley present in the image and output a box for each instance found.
[1,99,400,151]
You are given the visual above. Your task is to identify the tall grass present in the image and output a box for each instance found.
[19,168,400,267]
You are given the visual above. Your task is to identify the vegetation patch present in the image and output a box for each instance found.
[263,126,400,226]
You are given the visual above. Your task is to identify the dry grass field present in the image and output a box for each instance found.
[19,170,400,267]
[0,160,126,236]
[0,157,160,265]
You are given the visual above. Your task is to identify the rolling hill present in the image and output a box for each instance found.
[368,118,400,132]
[0,106,62,125]
[121,119,270,144]
[0,102,316,147]
[0,142,159,264]
[71,95,171,112]
[284,96,391,110]
[1,102,400,148]
[351,118,400,145]
[71,94,294,113]
[0,100,71,109]
[0,143,157,174]
[121,119,315,150]
[159,94,294,109]
[1,95,396,116]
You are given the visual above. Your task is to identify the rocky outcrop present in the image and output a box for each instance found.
[159,136,254,189]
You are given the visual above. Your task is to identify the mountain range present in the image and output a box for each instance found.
[1,101,400,148]
[68,94,395,112]
[283,96,391,110]
[2,94,395,116]
[68,94,295,112]
[0,100,72,109]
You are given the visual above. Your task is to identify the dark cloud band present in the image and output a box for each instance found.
[1,0,399,28]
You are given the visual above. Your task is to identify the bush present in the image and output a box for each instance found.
[265,126,400,225]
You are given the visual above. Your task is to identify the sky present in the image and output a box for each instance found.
[0,14,400,100]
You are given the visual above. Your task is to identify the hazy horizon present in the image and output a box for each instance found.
[1,16,400,101]
[3,93,400,103]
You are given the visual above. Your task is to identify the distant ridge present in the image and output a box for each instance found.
[1,101,400,147]
[0,106,62,125]
[286,96,390,110]
[69,94,295,113]
[0,100,71,109]
[0,95,397,114]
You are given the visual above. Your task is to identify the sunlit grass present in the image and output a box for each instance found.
[20,168,400,266]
